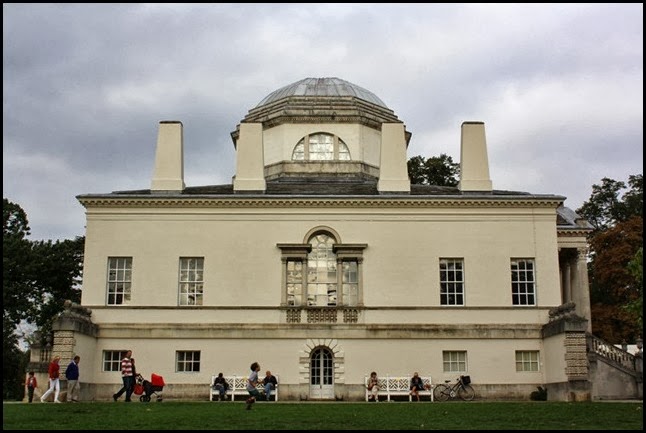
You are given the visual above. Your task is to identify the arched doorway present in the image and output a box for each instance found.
[309,347,334,399]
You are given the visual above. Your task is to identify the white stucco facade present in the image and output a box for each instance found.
[46,77,594,402]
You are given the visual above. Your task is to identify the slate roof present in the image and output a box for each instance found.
[255,77,389,109]
[556,205,594,229]
[106,179,543,198]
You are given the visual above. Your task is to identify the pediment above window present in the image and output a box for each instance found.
[277,243,311,260]
[333,243,368,261]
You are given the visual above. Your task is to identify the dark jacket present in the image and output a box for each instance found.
[410,376,423,390]
[65,361,80,381]
[214,375,229,390]
[263,375,278,386]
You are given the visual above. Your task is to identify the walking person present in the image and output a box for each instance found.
[26,371,38,403]
[245,362,263,410]
[262,370,278,401]
[112,350,135,402]
[40,355,62,403]
[65,355,81,402]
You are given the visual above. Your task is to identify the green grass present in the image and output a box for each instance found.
[2,401,643,430]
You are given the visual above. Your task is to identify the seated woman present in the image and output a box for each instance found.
[367,371,379,402]
[212,373,228,401]
[409,372,428,401]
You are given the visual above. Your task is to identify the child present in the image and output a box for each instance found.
[26,371,38,403]
[245,362,262,410]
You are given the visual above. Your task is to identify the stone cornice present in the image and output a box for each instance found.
[263,115,387,130]
[241,96,399,123]
[557,228,593,236]
[542,316,589,338]
[229,95,409,143]
[85,305,555,311]
[231,114,411,145]
[77,195,563,209]
[95,322,543,339]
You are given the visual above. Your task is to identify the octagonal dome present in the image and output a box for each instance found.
[233,76,406,145]
[256,77,389,109]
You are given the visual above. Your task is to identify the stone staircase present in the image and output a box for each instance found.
[587,334,643,400]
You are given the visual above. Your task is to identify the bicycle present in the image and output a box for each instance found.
[433,375,475,401]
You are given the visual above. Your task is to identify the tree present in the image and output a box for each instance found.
[2,198,84,399]
[30,236,84,337]
[576,176,643,343]
[588,217,643,342]
[3,198,34,400]
[621,175,643,221]
[3,198,35,328]
[625,247,643,329]
[407,153,460,186]
[577,175,643,232]
[1,333,28,400]
[3,199,84,339]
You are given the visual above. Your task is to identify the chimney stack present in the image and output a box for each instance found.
[151,121,185,193]
[458,121,492,193]
[233,122,266,193]
[377,123,411,194]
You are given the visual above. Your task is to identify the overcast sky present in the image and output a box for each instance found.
[3,3,643,241]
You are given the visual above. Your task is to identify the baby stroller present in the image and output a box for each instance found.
[134,373,165,402]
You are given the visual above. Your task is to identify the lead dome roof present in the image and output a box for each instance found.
[256,77,389,109]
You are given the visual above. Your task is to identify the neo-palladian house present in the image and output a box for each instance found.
[37,77,635,402]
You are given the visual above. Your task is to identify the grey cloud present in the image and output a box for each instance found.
[3,3,643,240]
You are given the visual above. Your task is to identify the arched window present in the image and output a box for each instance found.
[307,233,338,306]
[292,133,350,161]
[278,228,366,312]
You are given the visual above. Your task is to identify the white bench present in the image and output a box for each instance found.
[364,375,433,402]
[210,375,278,402]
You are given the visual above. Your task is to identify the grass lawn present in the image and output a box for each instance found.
[2,400,643,430]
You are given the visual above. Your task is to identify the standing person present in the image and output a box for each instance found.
[64,355,81,402]
[409,372,427,402]
[367,371,379,402]
[244,362,262,410]
[113,350,135,402]
[262,370,278,401]
[26,371,38,403]
[40,355,62,403]
[212,372,229,401]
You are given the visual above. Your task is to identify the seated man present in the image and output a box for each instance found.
[262,370,278,401]
[212,372,228,401]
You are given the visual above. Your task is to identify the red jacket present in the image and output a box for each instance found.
[27,375,38,388]
[48,361,60,379]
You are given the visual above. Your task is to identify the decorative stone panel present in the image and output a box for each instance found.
[307,308,338,323]
[53,330,76,363]
[565,332,588,379]
[286,308,360,324]
[286,309,301,323]
[343,309,359,323]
